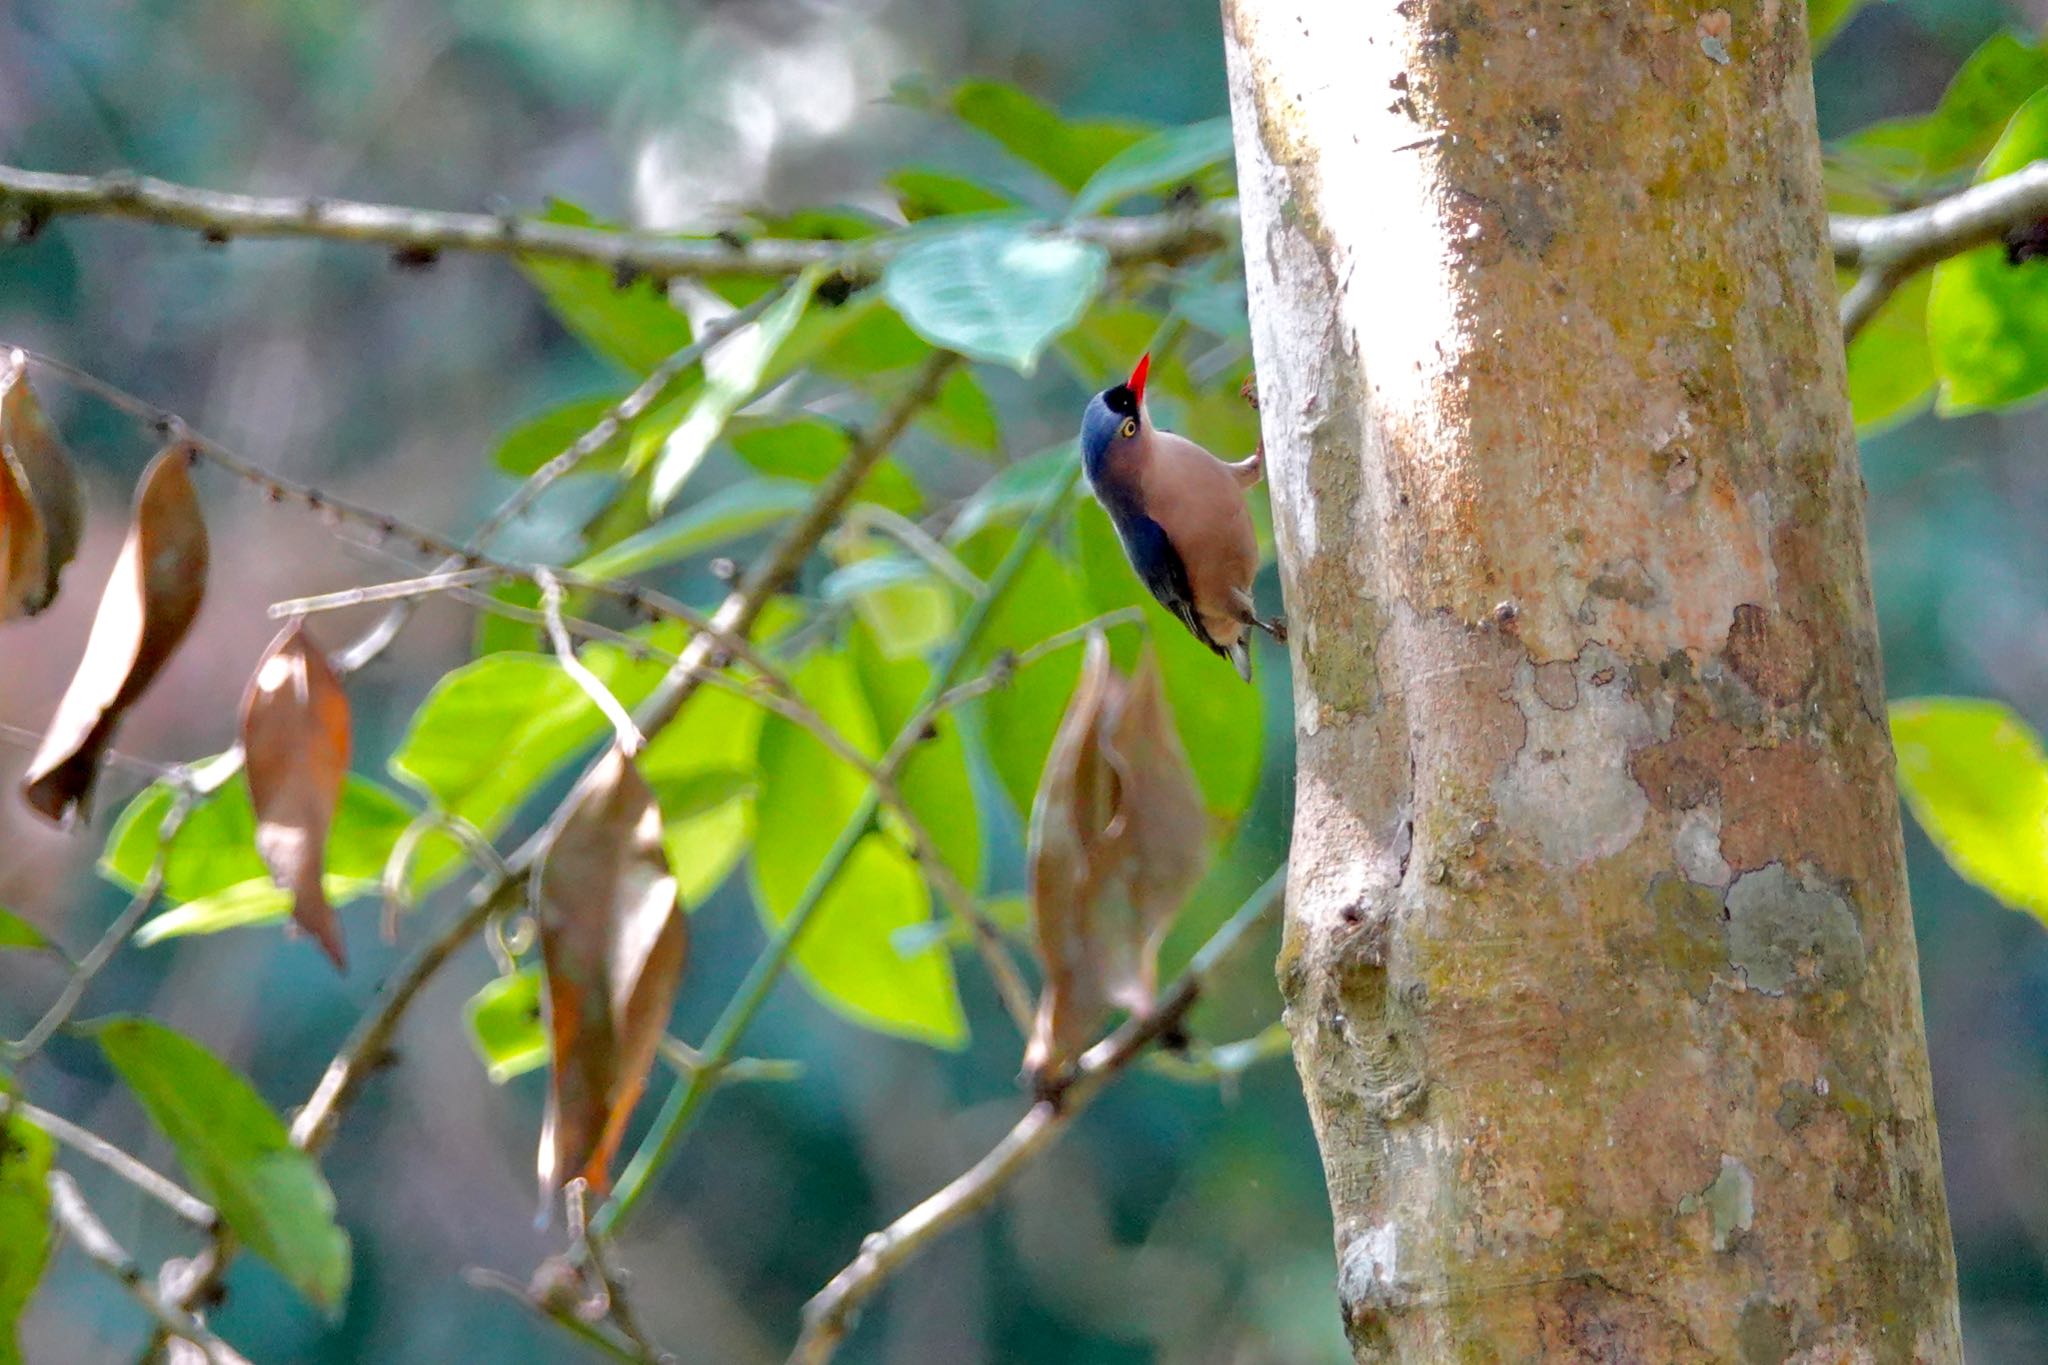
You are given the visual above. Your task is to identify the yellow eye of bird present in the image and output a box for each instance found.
[1119,417,1137,439]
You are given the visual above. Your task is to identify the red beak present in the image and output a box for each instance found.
[1128,352,1151,406]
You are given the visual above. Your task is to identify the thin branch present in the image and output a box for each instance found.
[266,565,503,615]
[838,505,986,598]
[538,571,645,756]
[5,789,195,1061]
[1142,1018,1292,1087]
[1831,158,2048,340]
[477,286,791,541]
[562,1183,669,1365]
[0,1096,216,1228]
[0,163,1236,282]
[46,1172,251,1365]
[913,609,1147,730]
[0,721,184,783]
[287,878,493,1154]
[790,867,1288,1364]
[11,346,797,688]
[466,1267,660,1365]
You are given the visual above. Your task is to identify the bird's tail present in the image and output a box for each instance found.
[1226,636,1253,683]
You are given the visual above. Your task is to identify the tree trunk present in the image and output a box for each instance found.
[1223,1,1963,1359]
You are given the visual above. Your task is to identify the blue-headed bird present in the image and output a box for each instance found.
[1080,354,1285,681]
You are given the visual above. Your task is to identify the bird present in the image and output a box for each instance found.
[1080,353,1285,681]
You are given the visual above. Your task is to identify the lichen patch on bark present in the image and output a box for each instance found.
[1725,864,1867,996]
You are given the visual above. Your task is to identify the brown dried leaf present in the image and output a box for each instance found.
[536,745,688,1205]
[240,620,351,970]
[0,348,84,620]
[1024,635,1208,1076]
[1099,648,1208,1009]
[23,443,208,823]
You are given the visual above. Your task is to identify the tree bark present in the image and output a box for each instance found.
[1223,1,1962,1360]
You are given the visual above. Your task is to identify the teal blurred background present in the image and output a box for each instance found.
[0,0,2043,1360]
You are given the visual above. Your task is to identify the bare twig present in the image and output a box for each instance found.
[538,571,645,756]
[466,1267,660,1365]
[562,1183,669,1364]
[0,1096,216,1228]
[9,347,797,688]
[46,1172,251,1365]
[1142,1019,1292,1088]
[0,721,184,783]
[790,867,1288,1364]
[838,505,985,598]
[1831,158,2048,340]
[471,284,792,545]
[266,565,504,615]
[0,163,1235,282]
[5,789,195,1061]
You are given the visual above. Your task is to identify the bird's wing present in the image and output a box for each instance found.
[1118,513,1226,659]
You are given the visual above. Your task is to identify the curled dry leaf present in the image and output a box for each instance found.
[240,620,351,970]
[536,744,688,1207]
[0,348,84,620]
[23,443,208,824]
[1024,632,1208,1077]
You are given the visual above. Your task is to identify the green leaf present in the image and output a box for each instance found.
[1071,118,1235,216]
[1923,33,2048,176]
[1058,302,1172,388]
[474,578,545,656]
[641,683,764,908]
[93,1018,350,1312]
[520,202,696,374]
[825,551,956,659]
[1928,88,2048,412]
[390,654,605,834]
[751,653,965,1046]
[103,775,421,905]
[0,1084,53,1365]
[1074,499,1264,819]
[1847,268,1934,431]
[947,444,1075,543]
[923,366,1001,454]
[951,81,1152,193]
[393,630,700,839]
[1892,697,2048,922]
[574,479,815,579]
[136,877,378,948]
[0,908,53,954]
[884,226,1105,373]
[964,536,1095,815]
[1834,31,2048,186]
[1808,0,1865,52]
[650,268,822,512]
[663,796,755,909]
[888,167,1015,220]
[731,419,923,516]
[1173,274,1250,341]
[494,393,631,476]
[851,623,981,893]
[464,968,547,1084]
[784,293,933,382]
